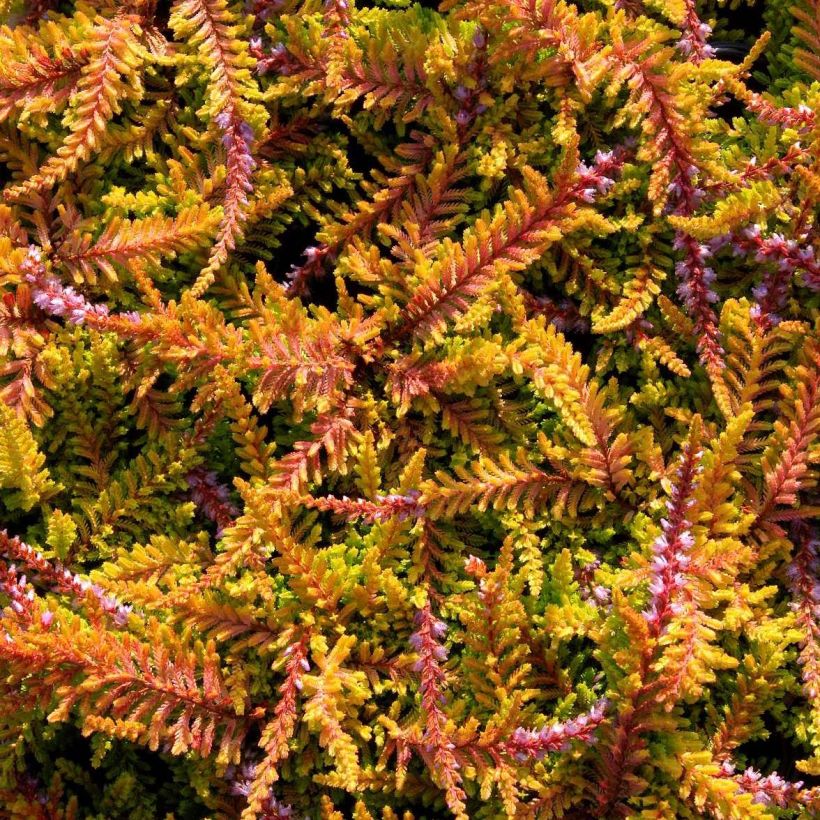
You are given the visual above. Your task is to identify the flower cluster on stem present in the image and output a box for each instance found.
[22,247,109,325]
[0,561,35,623]
[642,440,703,636]
[728,225,820,325]
[187,468,239,536]
[672,232,724,372]
[574,149,624,204]
[720,761,820,810]
[215,109,256,220]
[788,529,820,706]
[0,530,132,626]
[504,699,609,761]
[409,601,467,818]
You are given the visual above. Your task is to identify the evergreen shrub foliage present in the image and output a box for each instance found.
[0,0,820,816]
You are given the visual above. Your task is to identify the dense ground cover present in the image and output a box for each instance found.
[0,0,819,816]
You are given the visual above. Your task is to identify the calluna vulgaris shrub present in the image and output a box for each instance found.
[0,0,819,816]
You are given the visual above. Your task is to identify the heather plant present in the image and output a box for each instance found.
[0,0,819,817]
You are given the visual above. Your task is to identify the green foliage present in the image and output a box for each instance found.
[0,0,819,817]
